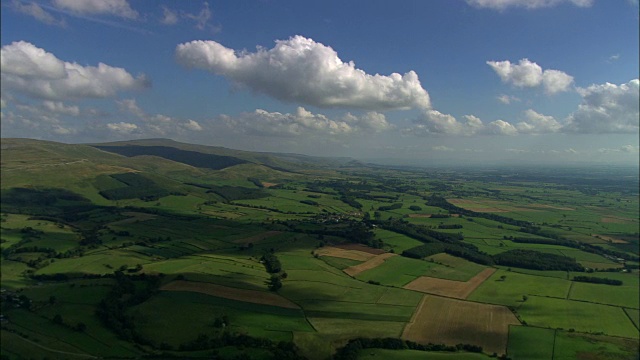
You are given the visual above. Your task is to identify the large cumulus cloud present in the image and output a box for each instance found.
[175,36,431,111]
[564,79,639,133]
[1,41,149,101]
[487,58,573,94]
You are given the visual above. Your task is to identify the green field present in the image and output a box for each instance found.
[517,296,638,338]
[467,269,571,307]
[506,326,555,360]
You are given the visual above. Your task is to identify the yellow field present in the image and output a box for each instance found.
[402,295,519,355]
[403,268,496,299]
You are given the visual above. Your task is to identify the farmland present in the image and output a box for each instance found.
[1,138,638,360]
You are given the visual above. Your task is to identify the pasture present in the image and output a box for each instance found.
[517,296,638,338]
[506,326,555,360]
[130,291,313,347]
[467,269,571,307]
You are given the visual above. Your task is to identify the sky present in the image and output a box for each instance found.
[1,0,639,166]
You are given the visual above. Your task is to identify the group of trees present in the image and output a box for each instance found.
[95,272,162,344]
[494,249,584,271]
[261,253,282,273]
[573,276,623,286]
[333,337,485,360]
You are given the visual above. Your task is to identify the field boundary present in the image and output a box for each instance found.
[401,294,428,338]
[623,308,640,331]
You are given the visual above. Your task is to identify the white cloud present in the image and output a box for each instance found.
[161,6,178,25]
[496,94,520,104]
[432,145,455,152]
[407,111,488,136]
[42,101,80,116]
[486,120,518,135]
[1,41,149,101]
[542,70,574,95]
[117,98,203,135]
[183,2,212,30]
[516,109,561,134]
[0,98,6,109]
[52,0,138,19]
[176,35,431,111]
[599,145,639,154]
[12,0,66,26]
[221,107,390,137]
[467,0,593,10]
[183,119,203,131]
[487,58,573,94]
[563,79,639,133]
[107,122,138,133]
[608,54,620,62]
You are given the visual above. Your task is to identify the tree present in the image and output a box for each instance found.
[522,295,528,302]
[53,314,63,325]
[268,275,282,291]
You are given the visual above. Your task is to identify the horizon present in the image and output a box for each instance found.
[1,0,639,166]
[3,136,640,171]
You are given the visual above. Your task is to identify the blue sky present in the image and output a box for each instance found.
[1,0,638,165]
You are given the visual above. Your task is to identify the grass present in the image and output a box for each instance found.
[569,281,640,309]
[374,229,425,253]
[424,253,486,281]
[506,326,555,360]
[0,260,32,289]
[518,296,638,338]
[467,269,571,307]
[130,291,313,347]
[553,331,640,360]
[624,308,640,330]
[355,256,437,287]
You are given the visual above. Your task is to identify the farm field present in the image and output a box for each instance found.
[467,269,571,307]
[357,349,493,359]
[403,268,495,299]
[1,138,638,359]
[517,296,638,338]
[402,295,520,355]
[506,326,555,360]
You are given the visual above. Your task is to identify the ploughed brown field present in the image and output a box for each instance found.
[343,253,397,277]
[160,280,300,309]
[333,243,387,255]
[315,246,376,261]
[402,295,520,355]
[403,268,496,299]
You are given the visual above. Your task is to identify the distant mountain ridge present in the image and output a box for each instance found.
[88,138,359,172]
